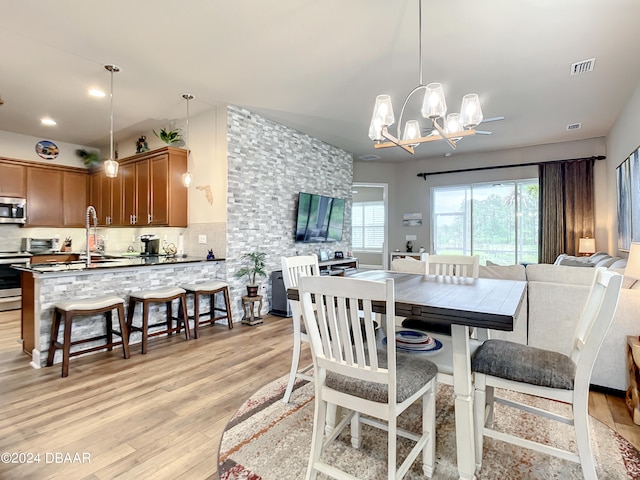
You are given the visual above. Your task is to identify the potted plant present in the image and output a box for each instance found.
[235,251,267,297]
[153,127,182,145]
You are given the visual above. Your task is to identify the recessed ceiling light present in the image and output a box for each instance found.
[40,118,57,126]
[89,88,106,97]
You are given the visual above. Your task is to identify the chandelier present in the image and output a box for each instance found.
[368,0,483,154]
[103,64,120,177]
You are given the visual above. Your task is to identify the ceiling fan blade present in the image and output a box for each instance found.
[475,130,493,135]
[480,116,505,124]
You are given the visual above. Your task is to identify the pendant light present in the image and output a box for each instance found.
[181,93,194,187]
[103,64,120,178]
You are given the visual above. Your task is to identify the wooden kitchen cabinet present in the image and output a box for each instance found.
[0,161,26,197]
[26,167,64,226]
[120,146,187,227]
[86,146,187,228]
[16,160,90,227]
[97,172,123,226]
[122,160,150,225]
[62,171,88,226]
[150,148,187,227]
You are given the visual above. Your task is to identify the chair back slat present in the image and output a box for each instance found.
[299,276,395,387]
[281,254,320,289]
[428,254,479,278]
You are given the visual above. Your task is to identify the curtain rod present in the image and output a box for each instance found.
[416,155,606,180]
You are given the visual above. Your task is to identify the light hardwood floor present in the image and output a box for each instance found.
[1,309,639,480]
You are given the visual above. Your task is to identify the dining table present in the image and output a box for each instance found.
[288,269,527,480]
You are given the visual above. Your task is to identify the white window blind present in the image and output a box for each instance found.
[352,201,385,251]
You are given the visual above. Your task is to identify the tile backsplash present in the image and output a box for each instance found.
[0,222,226,259]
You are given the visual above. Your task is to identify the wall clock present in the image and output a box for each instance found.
[35,140,59,160]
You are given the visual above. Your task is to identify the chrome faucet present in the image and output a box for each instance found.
[86,206,98,267]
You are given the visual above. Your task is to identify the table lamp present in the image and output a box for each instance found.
[578,237,596,256]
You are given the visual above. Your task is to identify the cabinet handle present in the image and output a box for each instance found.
[148,214,152,224]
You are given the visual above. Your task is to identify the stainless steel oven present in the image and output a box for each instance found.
[0,252,31,311]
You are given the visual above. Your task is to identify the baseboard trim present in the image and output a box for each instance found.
[590,383,625,398]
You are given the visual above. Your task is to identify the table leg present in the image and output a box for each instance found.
[451,324,477,480]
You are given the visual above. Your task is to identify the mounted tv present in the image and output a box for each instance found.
[295,192,345,243]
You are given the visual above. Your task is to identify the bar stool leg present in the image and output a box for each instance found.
[142,300,150,355]
[166,300,173,336]
[106,310,113,352]
[223,288,233,329]
[61,311,73,378]
[116,304,131,359]
[180,294,190,340]
[193,292,201,339]
[126,297,136,346]
[47,308,62,367]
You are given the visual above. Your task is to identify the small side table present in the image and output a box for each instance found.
[626,336,640,425]
[242,295,263,326]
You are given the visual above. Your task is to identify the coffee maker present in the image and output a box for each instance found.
[140,234,160,255]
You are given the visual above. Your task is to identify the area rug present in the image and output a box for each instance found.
[218,375,640,479]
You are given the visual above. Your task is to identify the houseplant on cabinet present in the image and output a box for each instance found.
[153,127,182,146]
[235,251,267,297]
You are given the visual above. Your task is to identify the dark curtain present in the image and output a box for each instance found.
[538,159,595,263]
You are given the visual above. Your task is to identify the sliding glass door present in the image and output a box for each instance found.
[432,179,538,265]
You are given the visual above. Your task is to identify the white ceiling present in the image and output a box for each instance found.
[1,0,639,164]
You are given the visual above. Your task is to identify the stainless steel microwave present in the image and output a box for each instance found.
[0,197,26,224]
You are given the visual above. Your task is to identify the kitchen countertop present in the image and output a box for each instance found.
[13,254,224,274]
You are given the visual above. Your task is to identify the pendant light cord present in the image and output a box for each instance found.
[109,68,114,161]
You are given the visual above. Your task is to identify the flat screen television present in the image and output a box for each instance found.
[295,192,345,243]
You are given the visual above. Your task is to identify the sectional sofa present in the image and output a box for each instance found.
[480,262,638,393]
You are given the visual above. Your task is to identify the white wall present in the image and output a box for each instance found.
[605,80,640,256]
[0,130,94,168]
[354,137,606,254]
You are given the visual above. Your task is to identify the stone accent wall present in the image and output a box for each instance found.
[226,105,353,318]
[37,261,225,367]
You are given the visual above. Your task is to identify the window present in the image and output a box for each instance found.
[432,179,539,264]
[352,201,385,251]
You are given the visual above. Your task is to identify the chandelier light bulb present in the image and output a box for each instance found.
[422,83,447,119]
[402,120,421,145]
[369,94,395,140]
[459,93,483,128]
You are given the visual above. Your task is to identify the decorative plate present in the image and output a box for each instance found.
[35,140,59,160]
[382,330,444,355]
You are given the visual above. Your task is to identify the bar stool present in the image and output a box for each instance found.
[46,295,130,378]
[181,281,233,338]
[126,286,189,354]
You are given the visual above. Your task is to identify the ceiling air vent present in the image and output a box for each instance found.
[570,58,595,76]
[567,123,582,130]
[358,154,380,161]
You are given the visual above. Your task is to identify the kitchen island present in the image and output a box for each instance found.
[16,255,226,368]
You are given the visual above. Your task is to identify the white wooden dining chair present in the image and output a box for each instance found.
[399,254,481,386]
[389,257,429,329]
[298,275,438,480]
[428,254,479,278]
[472,268,622,479]
[281,254,319,404]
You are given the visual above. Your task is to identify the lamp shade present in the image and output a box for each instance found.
[459,93,483,128]
[626,243,640,279]
[421,83,447,119]
[578,237,596,255]
[368,94,395,140]
[402,120,421,143]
